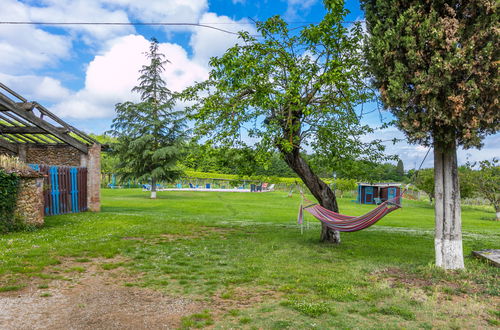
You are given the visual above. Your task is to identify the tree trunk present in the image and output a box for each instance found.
[282,148,340,244]
[495,204,500,221]
[434,141,464,269]
[151,177,157,199]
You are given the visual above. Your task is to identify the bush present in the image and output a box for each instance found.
[0,169,20,233]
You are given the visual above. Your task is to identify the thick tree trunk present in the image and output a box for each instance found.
[495,205,500,221]
[151,177,157,199]
[434,141,464,269]
[282,148,341,244]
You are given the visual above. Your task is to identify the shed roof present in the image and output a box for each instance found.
[358,182,402,187]
[0,83,97,154]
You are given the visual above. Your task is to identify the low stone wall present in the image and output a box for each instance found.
[14,177,44,227]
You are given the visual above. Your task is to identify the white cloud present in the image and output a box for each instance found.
[189,12,257,66]
[0,73,71,103]
[5,0,208,50]
[103,0,208,24]
[27,0,134,45]
[0,0,210,76]
[366,127,500,169]
[0,0,71,74]
[284,0,318,20]
[52,34,208,119]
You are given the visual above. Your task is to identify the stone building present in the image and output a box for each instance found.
[0,83,101,212]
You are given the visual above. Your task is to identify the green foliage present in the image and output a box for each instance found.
[414,167,480,202]
[88,133,117,146]
[180,310,214,329]
[181,142,298,178]
[468,158,500,217]
[376,305,415,320]
[181,143,262,176]
[0,169,20,233]
[182,169,356,190]
[90,134,120,175]
[396,159,404,178]
[362,0,499,148]
[414,169,434,202]
[457,166,475,199]
[281,299,330,317]
[182,3,387,186]
[108,39,187,190]
[320,158,407,182]
[0,285,24,292]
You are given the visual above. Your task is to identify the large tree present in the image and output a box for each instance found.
[362,0,499,268]
[183,2,386,243]
[108,38,186,198]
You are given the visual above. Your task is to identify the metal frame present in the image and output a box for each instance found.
[0,83,97,154]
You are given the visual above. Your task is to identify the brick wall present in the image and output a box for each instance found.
[25,145,82,166]
[85,144,101,212]
[14,177,44,227]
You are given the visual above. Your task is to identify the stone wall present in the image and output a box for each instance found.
[14,177,44,227]
[16,143,101,213]
[0,148,16,157]
[23,145,81,166]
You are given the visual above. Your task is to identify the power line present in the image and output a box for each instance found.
[0,21,246,35]
[0,20,366,35]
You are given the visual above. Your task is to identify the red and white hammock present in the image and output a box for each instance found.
[298,196,402,232]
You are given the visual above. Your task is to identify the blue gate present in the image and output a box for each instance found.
[29,164,87,216]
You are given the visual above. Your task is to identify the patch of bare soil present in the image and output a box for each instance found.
[211,286,282,315]
[374,267,489,295]
[0,259,202,330]
[374,267,436,288]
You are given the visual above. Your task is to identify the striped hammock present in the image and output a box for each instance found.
[298,197,402,232]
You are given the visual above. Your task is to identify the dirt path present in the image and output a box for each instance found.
[0,261,202,330]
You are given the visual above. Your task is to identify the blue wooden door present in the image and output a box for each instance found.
[364,186,374,204]
[388,187,397,200]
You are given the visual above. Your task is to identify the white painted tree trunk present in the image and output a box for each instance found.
[150,178,157,199]
[434,141,464,269]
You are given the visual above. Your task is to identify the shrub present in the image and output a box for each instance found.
[0,169,20,233]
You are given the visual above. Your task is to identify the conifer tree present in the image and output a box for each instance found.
[362,0,499,268]
[396,159,404,180]
[109,38,186,198]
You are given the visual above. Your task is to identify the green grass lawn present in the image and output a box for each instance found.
[1,189,499,328]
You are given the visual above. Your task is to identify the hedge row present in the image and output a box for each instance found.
[183,170,358,191]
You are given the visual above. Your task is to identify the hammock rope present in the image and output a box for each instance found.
[299,196,401,232]
[296,147,432,232]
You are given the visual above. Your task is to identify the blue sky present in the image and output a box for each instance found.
[1,0,498,169]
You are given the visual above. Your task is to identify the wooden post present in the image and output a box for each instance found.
[434,140,464,269]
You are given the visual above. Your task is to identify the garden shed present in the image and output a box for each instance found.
[357,182,401,204]
[0,83,101,214]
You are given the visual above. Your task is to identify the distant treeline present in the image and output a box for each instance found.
[95,134,410,182]
[180,142,409,183]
